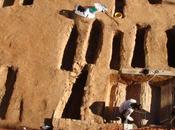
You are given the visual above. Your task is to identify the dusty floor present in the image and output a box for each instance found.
[0,0,175,129]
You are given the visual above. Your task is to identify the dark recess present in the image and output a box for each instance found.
[115,0,125,17]
[148,0,162,4]
[23,0,33,5]
[61,25,78,71]
[166,27,175,68]
[131,25,150,68]
[150,86,161,124]
[0,67,18,119]
[19,99,23,122]
[3,0,15,7]
[110,31,123,70]
[86,20,103,64]
[62,65,88,119]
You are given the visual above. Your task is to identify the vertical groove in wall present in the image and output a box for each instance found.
[0,66,18,119]
[110,31,123,70]
[86,20,103,64]
[61,25,79,71]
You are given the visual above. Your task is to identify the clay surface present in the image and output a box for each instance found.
[0,0,175,129]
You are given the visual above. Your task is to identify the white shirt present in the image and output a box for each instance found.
[119,99,137,113]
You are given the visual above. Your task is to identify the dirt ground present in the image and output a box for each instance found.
[0,0,175,129]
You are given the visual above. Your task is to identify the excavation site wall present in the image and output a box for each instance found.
[0,0,174,129]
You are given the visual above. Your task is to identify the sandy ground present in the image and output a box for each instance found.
[0,0,174,129]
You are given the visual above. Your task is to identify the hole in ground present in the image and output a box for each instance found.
[86,20,103,64]
[0,66,18,119]
[166,26,175,68]
[148,0,162,4]
[61,25,78,71]
[3,0,15,7]
[110,31,123,70]
[131,25,150,68]
[115,0,125,17]
[22,0,33,5]
[62,65,88,119]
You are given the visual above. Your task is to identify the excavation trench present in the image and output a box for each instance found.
[62,65,88,119]
[166,26,175,68]
[131,25,150,68]
[61,25,78,71]
[148,0,162,4]
[115,0,125,17]
[3,0,15,7]
[110,31,123,70]
[0,66,18,119]
[22,0,33,5]
[86,20,103,64]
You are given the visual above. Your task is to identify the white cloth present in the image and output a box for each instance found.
[119,99,137,113]
[119,99,136,121]
[124,108,134,121]
[94,3,107,12]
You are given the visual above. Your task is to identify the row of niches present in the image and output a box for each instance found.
[112,25,175,69]
[60,21,175,71]
[115,0,165,18]
[1,0,33,7]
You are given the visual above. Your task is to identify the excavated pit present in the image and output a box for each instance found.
[0,67,18,119]
[22,0,33,5]
[2,0,15,7]
[110,31,123,70]
[131,25,150,68]
[148,0,162,4]
[61,25,79,71]
[86,20,103,64]
[62,66,88,119]
[166,26,175,68]
[115,0,125,17]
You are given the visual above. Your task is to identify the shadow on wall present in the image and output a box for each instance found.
[148,0,162,4]
[62,65,88,119]
[89,101,151,126]
[0,67,18,119]
[89,101,121,123]
[59,10,75,19]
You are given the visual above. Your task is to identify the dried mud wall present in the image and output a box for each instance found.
[0,0,174,129]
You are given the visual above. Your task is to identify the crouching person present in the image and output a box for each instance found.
[119,99,141,122]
